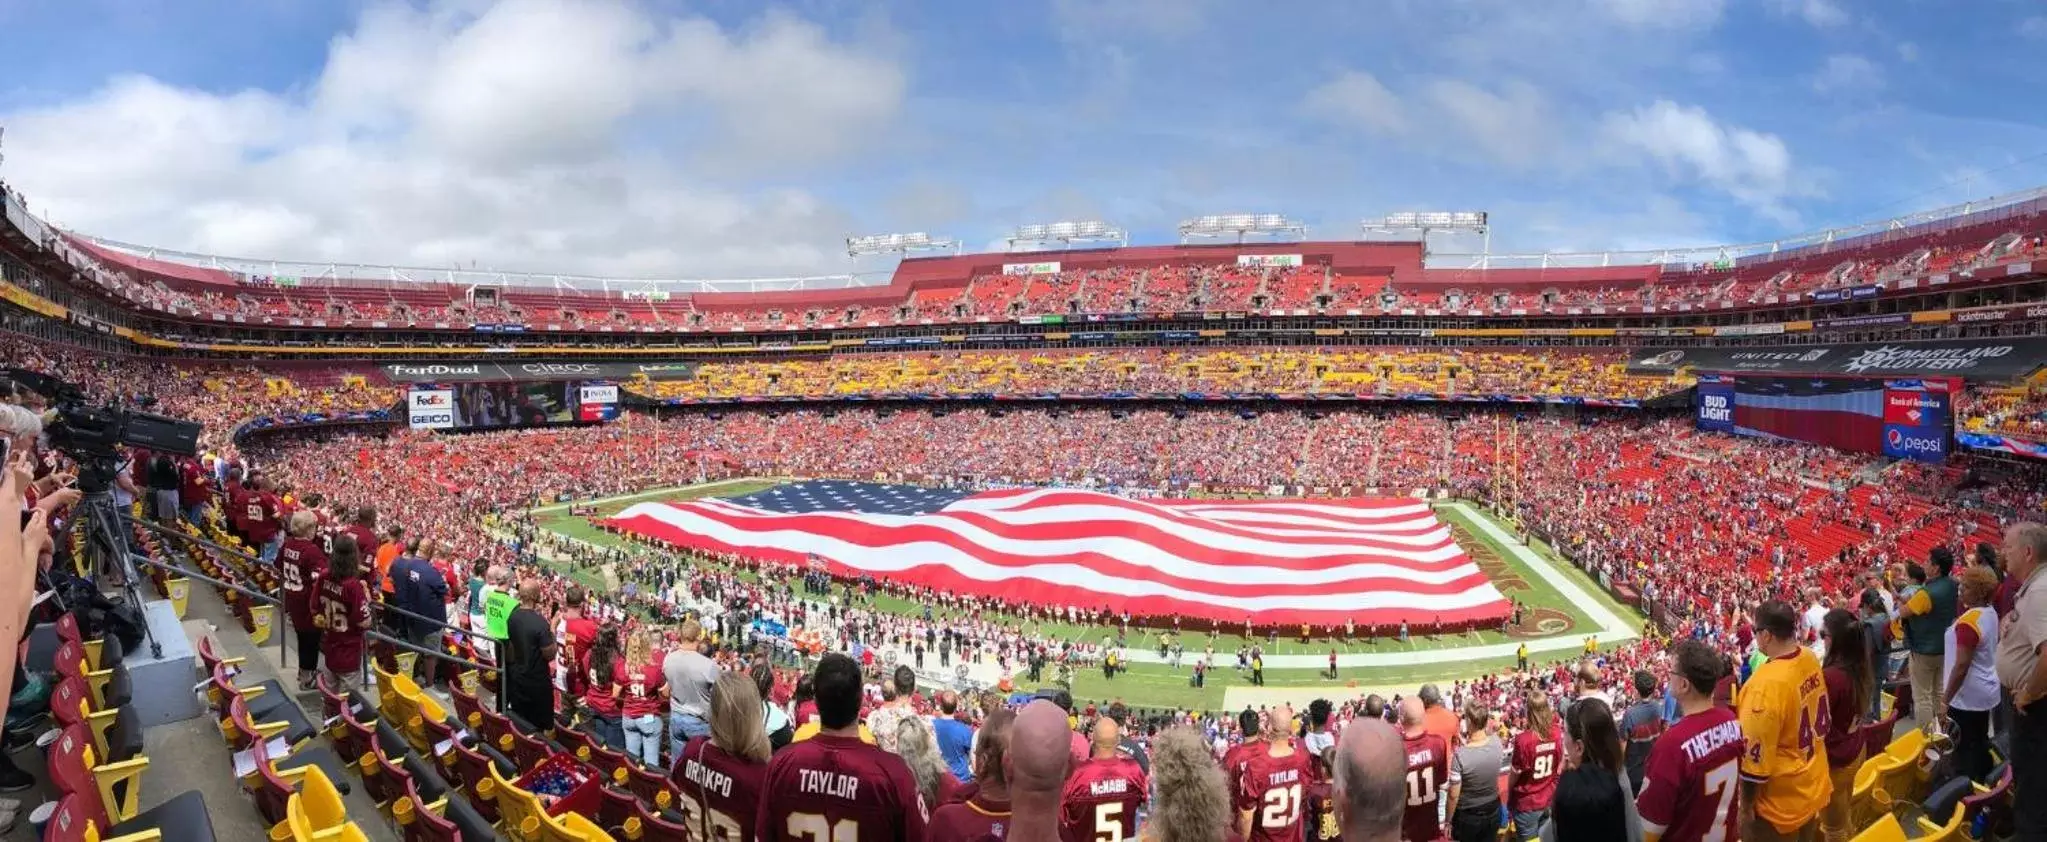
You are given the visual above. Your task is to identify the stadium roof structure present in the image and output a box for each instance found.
[30,182,2047,296]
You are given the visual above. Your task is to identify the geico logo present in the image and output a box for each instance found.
[411,413,454,424]
[520,363,597,374]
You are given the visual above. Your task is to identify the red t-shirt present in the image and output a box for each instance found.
[276,537,328,627]
[1304,779,1338,842]
[1059,756,1148,842]
[1233,744,1313,842]
[622,662,666,719]
[675,737,769,842]
[317,576,372,673]
[1635,706,1743,842]
[926,795,1011,842]
[755,733,929,842]
[178,462,208,508]
[583,654,625,717]
[1401,732,1449,842]
[1508,726,1565,813]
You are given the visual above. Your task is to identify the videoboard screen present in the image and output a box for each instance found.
[407,380,619,430]
[1693,374,1954,463]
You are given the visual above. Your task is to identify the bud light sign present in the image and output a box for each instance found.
[1879,379,1954,463]
[1695,376,1735,432]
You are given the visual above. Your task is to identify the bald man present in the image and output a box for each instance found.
[1006,700,1072,842]
[1398,698,1450,842]
[1238,704,1314,842]
[502,578,558,731]
[1061,717,1148,842]
[1334,719,1407,842]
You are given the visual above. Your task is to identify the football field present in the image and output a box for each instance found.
[526,479,1644,712]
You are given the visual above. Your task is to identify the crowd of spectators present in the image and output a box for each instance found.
[628,347,1682,403]
[1960,383,2047,440]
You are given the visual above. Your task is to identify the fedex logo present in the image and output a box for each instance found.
[408,389,455,410]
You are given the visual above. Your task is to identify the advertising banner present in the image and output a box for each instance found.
[406,388,457,429]
[1815,313,1912,330]
[1627,337,2047,380]
[1879,379,1954,463]
[1001,261,1061,275]
[1236,254,1304,268]
[382,361,699,383]
[1694,375,1735,433]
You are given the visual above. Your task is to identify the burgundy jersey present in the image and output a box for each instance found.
[1401,732,1449,842]
[1507,726,1565,813]
[1635,707,1744,842]
[1233,745,1313,842]
[756,732,929,842]
[1059,756,1148,842]
[245,492,282,543]
[926,795,1011,842]
[276,537,327,627]
[1304,779,1338,842]
[675,737,769,842]
[342,524,378,559]
[1222,738,1264,807]
[316,576,371,673]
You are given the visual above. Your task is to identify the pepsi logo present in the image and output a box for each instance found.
[1887,429,1903,446]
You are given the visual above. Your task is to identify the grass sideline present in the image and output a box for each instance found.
[524,479,1645,711]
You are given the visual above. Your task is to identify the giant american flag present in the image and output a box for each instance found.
[604,481,1509,627]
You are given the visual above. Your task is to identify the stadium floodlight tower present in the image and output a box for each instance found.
[844,232,962,258]
[1005,220,1127,251]
[1177,213,1308,244]
[1364,211,1490,259]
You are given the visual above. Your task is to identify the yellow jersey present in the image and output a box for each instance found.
[1738,647,1833,833]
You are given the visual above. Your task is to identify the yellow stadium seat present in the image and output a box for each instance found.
[1850,813,1908,842]
[1850,754,1886,829]
[279,764,351,841]
[488,760,548,842]
[1914,804,1967,842]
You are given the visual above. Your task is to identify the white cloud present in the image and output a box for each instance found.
[1421,79,1556,170]
[0,0,906,278]
[1303,73,1554,170]
[1301,71,1407,136]
[2022,17,2047,40]
[1810,54,1884,94]
[1600,100,1806,221]
[1591,0,1727,30]
[1767,0,1848,28]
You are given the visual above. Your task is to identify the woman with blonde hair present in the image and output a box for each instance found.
[892,717,961,807]
[673,671,769,842]
[619,629,668,768]
[1141,726,1233,842]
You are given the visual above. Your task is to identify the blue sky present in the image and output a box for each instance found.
[1,0,2044,280]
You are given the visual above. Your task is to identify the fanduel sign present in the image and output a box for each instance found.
[382,361,697,383]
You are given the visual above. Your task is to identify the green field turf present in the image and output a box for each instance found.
[521,479,1645,711]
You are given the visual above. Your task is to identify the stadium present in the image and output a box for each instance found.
[2,5,2046,842]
